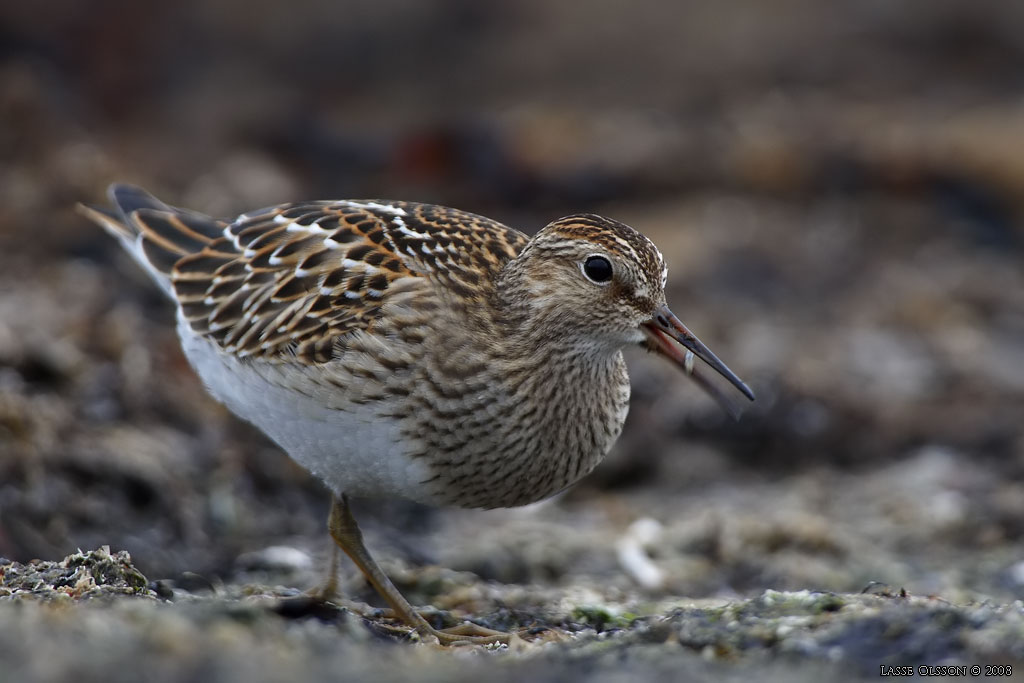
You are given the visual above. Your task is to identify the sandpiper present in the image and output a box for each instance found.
[80,184,754,644]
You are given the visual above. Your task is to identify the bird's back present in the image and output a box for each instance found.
[81,184,529,364]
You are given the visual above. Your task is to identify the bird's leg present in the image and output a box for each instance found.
[327,494,509,645]
[309,541,340,602]
[303,536,379,618]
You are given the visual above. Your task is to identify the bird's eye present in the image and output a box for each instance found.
[583,255,613,283]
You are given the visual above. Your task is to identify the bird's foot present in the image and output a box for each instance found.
[418,620,512,645]
[366,606,514,644]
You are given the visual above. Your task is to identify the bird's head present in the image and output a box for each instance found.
[502,214,754,414]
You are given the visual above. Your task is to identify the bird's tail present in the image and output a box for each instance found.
[77,184,227,298]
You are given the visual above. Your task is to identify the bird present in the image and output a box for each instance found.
[79,184,754,644]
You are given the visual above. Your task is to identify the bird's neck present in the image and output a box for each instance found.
[491,255,604,359]
[487,259,632,461]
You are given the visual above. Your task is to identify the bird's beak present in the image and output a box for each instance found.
[641,304,755,418]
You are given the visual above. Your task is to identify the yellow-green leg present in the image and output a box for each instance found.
[327,494,509,645]
[311,542,341,602]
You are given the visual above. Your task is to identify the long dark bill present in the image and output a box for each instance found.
[641,304,755,419]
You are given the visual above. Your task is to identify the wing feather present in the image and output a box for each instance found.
[82,186,529,364]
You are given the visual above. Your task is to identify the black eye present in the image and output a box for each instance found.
[583,255,613,283]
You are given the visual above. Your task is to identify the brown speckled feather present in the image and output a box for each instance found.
[89,187,528,364]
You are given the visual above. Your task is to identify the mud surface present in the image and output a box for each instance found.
[2,1,1023,681]
[3,548,1022,682]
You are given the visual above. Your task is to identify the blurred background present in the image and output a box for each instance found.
[1,0,1022,607]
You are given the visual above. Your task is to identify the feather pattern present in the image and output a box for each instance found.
[85,186,528,364]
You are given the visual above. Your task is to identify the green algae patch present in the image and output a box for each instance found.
[570,604,638,632]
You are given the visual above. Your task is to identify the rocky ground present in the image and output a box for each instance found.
[2,1,1024,681]
[2,547,1021,682]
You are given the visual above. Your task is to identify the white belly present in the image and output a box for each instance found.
[176,316,433,502]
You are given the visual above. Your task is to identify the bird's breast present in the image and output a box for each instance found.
[407,350,632,509]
